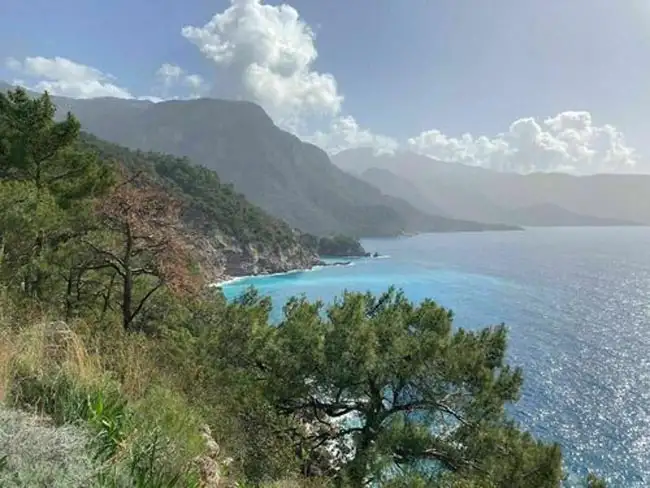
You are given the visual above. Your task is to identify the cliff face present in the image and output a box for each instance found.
[189,230,318,283]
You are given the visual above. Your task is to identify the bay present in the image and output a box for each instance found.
[222,227,650,487]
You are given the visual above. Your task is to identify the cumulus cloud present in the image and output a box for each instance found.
[181,0,389,150]
[6,56,133,99]
[180,1,641,173]
[407,111,638,174]
[5,3,639,175]
[182,0,342,126]
[155,63,209,98]
[306,116,398,155]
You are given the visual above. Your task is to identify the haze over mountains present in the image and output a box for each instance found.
[0,82,514,237]
[333,148,649,227]
[3,79,644,232]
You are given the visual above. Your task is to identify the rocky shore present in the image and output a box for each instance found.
[186,231,320,284]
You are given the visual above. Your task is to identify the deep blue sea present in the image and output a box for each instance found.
[222,227,650,487]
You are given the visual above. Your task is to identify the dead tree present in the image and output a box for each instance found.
[85,172,199,331]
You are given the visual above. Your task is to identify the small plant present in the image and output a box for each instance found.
[97,430,200,488]
[87,389,131,461]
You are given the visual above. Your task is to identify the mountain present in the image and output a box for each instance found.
[505,203,641,227]
[34,92,515,236]
[78,132,319,280]
[359,167,447,216]
[333,148,649,227]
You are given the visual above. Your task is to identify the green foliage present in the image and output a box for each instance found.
[79,132,304,250]
[0,87,113,204]
[9,371,96,425]
[585,473,608,488]
[97,431,201,488]
[315,234,367,256]
[0,89,113,307]
[223,288,563,486]
[87,389,131,461]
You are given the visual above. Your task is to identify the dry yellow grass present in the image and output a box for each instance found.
[0,307,105,406]
[100,333,158,399]
[0,329,13,402]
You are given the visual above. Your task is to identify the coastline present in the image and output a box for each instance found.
[211,257,366,288]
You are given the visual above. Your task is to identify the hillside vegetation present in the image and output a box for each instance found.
[78,133,308,252]
[0,88,607,487]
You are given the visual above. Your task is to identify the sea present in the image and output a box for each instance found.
[221,227,650,487]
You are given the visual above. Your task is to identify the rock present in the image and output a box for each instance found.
[195,424,234,488]
[186,230,319,283]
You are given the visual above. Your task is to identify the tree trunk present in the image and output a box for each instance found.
[64,265,74,321]
[100,272,116,321]
[347,427,374,486]
[346,381,384,486]
[122,268,132,331]
[122,225,133,331]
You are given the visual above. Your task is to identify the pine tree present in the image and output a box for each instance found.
[248,288,564,486]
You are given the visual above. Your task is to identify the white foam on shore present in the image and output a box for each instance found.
[211,260,358,288]
[210,276,248,288]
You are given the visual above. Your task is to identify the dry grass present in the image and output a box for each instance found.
[0,330,12,402]
[3,320,104,397]
[0,297,210,487]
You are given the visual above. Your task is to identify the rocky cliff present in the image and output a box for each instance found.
[188,230,319,283]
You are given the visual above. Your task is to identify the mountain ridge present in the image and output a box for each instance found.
[333,148,650,227]
[77,131,321,282]
[0,82,517,236]
[50,94,516,236]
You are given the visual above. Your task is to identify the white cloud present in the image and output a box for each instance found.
[4,4,639,175]
[182,0,388,153]
[306,116,398,155]
[6,56,133,99]
[157,63,184,81]
[179,1,643,173]
[155,63,208,98]
[407,111,638,174]
[182,0,341,124]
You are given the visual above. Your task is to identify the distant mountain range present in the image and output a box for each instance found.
[333,148,648,227]
[0,82,515,237]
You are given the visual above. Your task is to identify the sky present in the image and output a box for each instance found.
[1,0,650,174]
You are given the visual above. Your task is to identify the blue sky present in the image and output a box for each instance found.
[1,0,649,173]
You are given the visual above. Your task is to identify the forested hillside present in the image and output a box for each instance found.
[76,132,318,279]
[0,88,606,487]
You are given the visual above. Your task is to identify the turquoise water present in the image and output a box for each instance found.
[222,227,650,487]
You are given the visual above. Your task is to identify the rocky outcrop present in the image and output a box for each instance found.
[186,230,319,284]
[194,424,233,488]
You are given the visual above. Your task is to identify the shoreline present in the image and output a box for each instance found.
[211,257,367,288]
